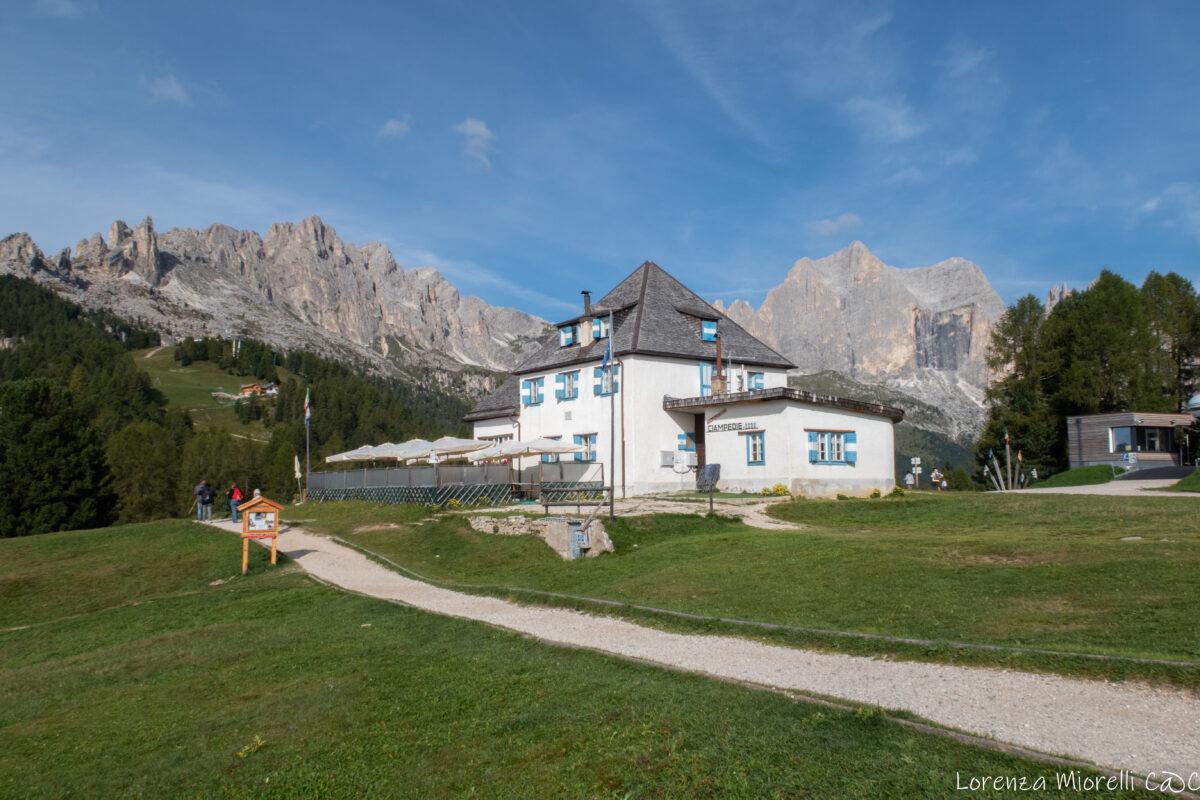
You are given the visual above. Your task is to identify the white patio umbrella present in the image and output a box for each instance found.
[325,444,387,463]
[373,439,431,461]
[425,436,490,462]
[467,437,583,462]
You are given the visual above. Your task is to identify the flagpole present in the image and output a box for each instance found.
[304,387,311,503]
[608,309,615,521]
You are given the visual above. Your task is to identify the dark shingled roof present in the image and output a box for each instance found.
[463,374,519,422]
[465,261,796,422]
[514,261,795,375]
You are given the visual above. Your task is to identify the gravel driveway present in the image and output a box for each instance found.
[218,521,1200,779]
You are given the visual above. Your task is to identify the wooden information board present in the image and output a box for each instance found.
[237,495,284,574]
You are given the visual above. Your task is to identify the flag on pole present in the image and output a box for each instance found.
[600,335,612,393]
[294,454,302,481]
[304,387,311,426]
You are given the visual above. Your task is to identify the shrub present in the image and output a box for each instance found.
[889,486,905,497]
[869,488,882,499]
[759,483,790,497]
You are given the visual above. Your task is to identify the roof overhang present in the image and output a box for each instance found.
[463,406,518,423]
[663,387,905,422]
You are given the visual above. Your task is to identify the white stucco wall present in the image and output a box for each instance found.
[700,400,896,497]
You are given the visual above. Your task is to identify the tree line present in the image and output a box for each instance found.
[0,275,472,537]
[978,270,1199,476]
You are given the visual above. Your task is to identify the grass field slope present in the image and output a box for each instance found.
[1035,465,1123,488]
[0,522,1146,798]
[315,493,1200,687]
[134,346,270,440]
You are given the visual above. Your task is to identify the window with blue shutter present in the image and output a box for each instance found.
[593,365,620,395]
[555,370,579,401]
[559,325,576,347]
[746,431,765,465]
[592,318,608,339]
[541,435,562,463]
[698,363,713,396]
[522,377,544,406]
[677,432,696,452]
[701,319,718,342]
[573,433,597,462]
[748,371,765,390]
[807,430,856,464]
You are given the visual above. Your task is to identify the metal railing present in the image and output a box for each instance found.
[309,461,604,491]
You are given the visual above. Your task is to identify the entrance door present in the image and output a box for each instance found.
[694,414,706,471]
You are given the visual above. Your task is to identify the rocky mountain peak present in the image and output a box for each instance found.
[1,216,551,377]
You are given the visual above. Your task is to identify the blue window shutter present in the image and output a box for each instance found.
[701,320,717,342]
[745,434,751,464]
[592,318,601,339]
[555,373,565,400]
[677,433,688,451]
[521,380,531,406]
[845,432,857,464]
[807,430,818,463]
[593,367,602,395]
[573,434,583,462]
[760,432,766,463]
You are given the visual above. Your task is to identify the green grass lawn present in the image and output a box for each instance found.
[1034,465,1124,487]
[1168,469,1200,492]
[0,521,1147,798]
[305,493,1200,687]
[134,346,269,439]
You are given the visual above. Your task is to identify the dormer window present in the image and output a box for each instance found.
[701,319,718,342]
[559,325,577,347]
[592,317,609,339]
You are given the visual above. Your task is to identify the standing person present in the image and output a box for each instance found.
[903,471,915,491]
[228,481,243,523]
[194,479,213,522]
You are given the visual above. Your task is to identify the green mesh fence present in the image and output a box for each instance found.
[308,483,512,507]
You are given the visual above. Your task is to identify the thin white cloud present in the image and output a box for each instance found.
[452,118,495,168]
[143,75,190,105]
[1140,183,1200,240]
[941,42,994,77]
[887,166,924,183]
[807,212,863,237]
[378,117,411,138]
[841,95,925,142]
[33,0,84,18]
[944,146,977,167]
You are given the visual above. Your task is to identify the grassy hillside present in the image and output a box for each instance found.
[314,494,1200,687]
[1036,465,1123,488]
[134,346,271,440]
[0,522,1138,798]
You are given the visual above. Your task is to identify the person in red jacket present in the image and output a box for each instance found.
[228,482,244,523]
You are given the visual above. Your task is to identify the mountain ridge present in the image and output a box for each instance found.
[715,241,1005,439]
[0,216,552,390]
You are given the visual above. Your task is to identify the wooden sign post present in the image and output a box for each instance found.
[237,495,284,575]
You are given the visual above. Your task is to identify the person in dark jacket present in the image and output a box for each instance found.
[194,480,214,522]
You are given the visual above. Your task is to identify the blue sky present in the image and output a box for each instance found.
[2,0,1198,319]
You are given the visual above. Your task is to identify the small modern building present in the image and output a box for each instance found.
[1066,411,1196,469]
[465,262,904,497]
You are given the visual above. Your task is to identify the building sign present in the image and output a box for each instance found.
[707,420,759,433]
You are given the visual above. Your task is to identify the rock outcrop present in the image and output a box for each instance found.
[718,242,1006,438]
[1,216,551,381]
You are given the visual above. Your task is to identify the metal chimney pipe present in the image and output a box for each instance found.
[581,290,592,313]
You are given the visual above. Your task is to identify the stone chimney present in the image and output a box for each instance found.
[579,290,593,348]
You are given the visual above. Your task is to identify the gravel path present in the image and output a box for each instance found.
[1017,479,1197,497]
[216,521,1200,777]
